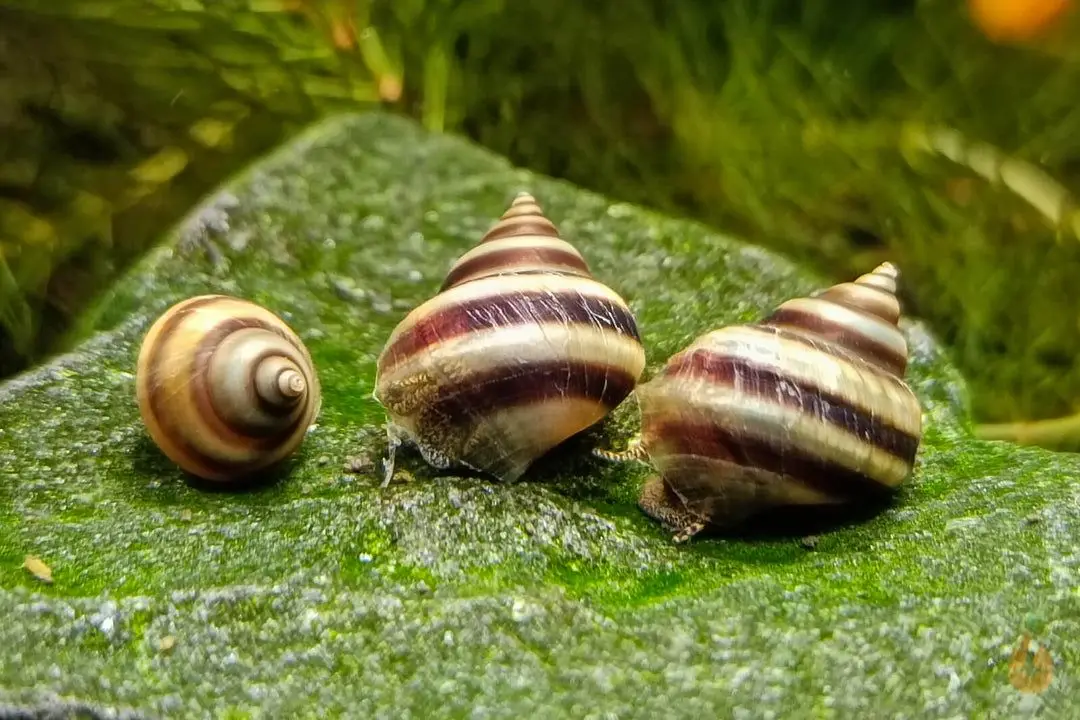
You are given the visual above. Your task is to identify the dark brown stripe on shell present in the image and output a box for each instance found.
[662,349,919,463]
[421,359,638,429]
[648,418,898,503]
[481,217,560,243]
[762,324,899,381]
[144,296,231,474]
[381,289,642,369]
[817,285,899,323]
[440,245,591,292]
[762,307,907,376]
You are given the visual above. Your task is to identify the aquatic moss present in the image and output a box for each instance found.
[1,113,1078,717]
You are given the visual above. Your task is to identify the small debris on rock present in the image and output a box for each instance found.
[1008,633,1054,694]
[343,454,375,474]
[329,275,368,303]
[23,555,53,583]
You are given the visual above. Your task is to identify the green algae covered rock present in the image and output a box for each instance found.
[1,112,1078,718]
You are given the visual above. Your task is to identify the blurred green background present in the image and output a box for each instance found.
[3,0,1080,447]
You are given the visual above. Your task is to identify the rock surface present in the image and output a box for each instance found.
[0,112,1077,718]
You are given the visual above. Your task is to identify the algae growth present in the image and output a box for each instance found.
[0,113,1078,717]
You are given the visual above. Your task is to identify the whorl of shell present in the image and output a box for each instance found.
[135,295,322,482]
[634,262,923,533]
[374,192,647,483]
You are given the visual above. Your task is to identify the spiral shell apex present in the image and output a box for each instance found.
[374,192,647,484]
[136,295,322,482]
[625,262,922,542]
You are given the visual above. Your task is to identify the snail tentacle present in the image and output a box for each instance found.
[592,436,649,464]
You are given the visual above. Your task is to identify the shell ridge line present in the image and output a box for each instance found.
[762,306,906,376]
[820,291,901,326]
[678,324,920,439]
[382,272,632,351]
[411,297,496,470]
[816,284,900,323]
[522,288,568,468]
[427,359,639,431]
[379,285,640,374]
[647,417,897,508]
[144,296,231,478]
[648,432,795,523]
[595,288,639,405]
[379,320,647,396]
[439,237,592,291]
[764,324,907,387]
[193,316,306,455]
[247,346,307,418]
[772,296,905,352]
[643,357,912,485]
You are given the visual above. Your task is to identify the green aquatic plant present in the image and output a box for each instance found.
[3,0,1080,442]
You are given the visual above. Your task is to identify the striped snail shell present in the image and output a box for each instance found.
[373,192,647,485]
[600,262,923,542]
[135,295,322,482]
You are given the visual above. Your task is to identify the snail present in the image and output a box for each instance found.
[135,295,322,482]
[373,191,647,485]
[596,262,923,542]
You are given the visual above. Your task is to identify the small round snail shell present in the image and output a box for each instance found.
[135,295,322,482]
[373,192,647,484]
[604,262,923,542]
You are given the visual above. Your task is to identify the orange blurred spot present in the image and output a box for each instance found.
[968,0,1073,42]
[1008,633,1054,694]
[330,16,357,51]
[378,75,403,103]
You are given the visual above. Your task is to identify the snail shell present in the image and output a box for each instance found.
[620,262,923,542]
[135,295,322,482]
[373,192,647,484]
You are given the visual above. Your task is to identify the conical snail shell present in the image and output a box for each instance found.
[136,295,322,482]
[633,262,923,539]
[374,192,647,483]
